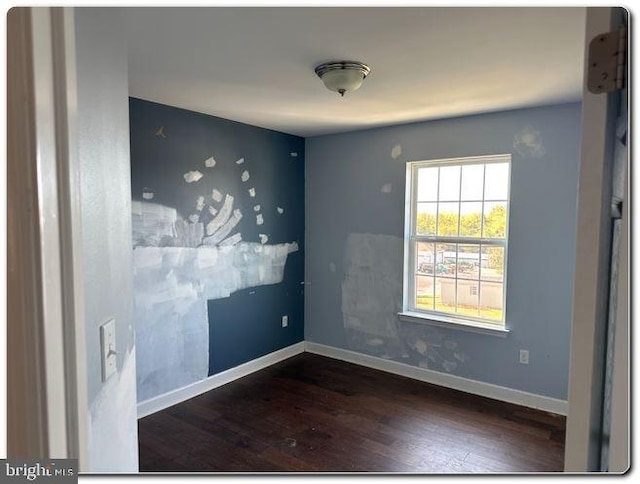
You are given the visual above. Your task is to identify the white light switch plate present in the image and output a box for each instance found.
[100,319,117,381]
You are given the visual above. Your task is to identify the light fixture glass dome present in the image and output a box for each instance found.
[315,61,371,97]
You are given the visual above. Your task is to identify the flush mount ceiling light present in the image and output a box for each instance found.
[314,61,371,97]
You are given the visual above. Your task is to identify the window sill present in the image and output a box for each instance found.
[397,311,510,338]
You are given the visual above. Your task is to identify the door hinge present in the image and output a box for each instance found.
[587,26,627,94]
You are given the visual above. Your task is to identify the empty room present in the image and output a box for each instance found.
[6,5,629,475]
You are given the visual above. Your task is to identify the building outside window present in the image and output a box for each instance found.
[404,154,511,328]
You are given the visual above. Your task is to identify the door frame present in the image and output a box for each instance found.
[6,6,88,469]
[564,6,628,472]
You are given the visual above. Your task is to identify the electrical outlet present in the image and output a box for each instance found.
[282,315,288,328]
[519,349,529,365]
[100,319,117,381]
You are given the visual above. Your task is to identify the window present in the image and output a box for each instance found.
[403,154,511,328]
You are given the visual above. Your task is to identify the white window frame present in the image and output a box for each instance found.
[400,154,512,336]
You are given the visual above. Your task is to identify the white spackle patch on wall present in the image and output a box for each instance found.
[380,183,392,194]
[236,157,245,165]
[188,214,200,224]
[204,156,216,168]
[196,196,205,211]
[202,208,243,246]
[253,204,261,212]
[342,233,406,359]
[248,187,256,198]
[211,189,223,203]
[206,194,234,236]
[513,125,546,158]
[256,214,264,225]
[88,347,138,472]
[220,232,242,246]
[290,152,298,157]
[442,360,458,372]
[398,323,469,373]
[183,170,204,183]
[209,206,218,216]
[277,207,284,214]
[391,144,402,159]
[133,241,299,402]
[414,339,428,355]
[142,191,154,200]
[132,200,177,247]
[329,262,336,273]
[259,233,269,244]
[241,170,250,182]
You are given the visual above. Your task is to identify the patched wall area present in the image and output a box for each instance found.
[129,98,304,403]
[305,103,582,400]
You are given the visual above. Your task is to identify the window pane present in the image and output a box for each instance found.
[459,202,482,237]
[481,246,505,282]
[415,275,434,310]
[483,201,507,238]
[417,167,439,202]
[484,163,509,200]
[435,277,456,315]
[480,281,504,322]
[416,242,435,275]
[435,243,457,277]
[457,244,480,280]
[461,164,484,201]
[456,280,479,318]
[438,165,461,201]
[437,202,459,236]
[416,203,437,235]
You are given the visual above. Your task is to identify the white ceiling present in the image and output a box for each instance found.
[123,7,586,137]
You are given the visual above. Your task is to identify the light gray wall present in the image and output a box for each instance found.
[305,103,581,400]
[75,8,138,472]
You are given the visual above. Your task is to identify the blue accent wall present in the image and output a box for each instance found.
[129,97,304,393]
[304,103,581,400]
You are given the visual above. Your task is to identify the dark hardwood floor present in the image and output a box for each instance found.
[138,353,566,473]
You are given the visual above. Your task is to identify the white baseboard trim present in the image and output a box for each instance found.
[137,339,567,419]
[305,342,568,416]
[137,341,306,419]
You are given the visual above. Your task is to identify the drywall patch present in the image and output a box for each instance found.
[256,214,264,225]
[513,125,546,158]
[196,196,205,211]
[211,189,223,203]
[248,187,256,197]
[380,183,392,194]
[241,170,250,182]
[391,144,402,159]
[277,207,284,215]
[88,347,138,472]
[397,321,469,374]
[236,157,245,165]
[203,208,243,246]
[142,190,154,200]
[133,241,299,401]
[184,170,204,183]
[342,233,406,359]
[155,126,166,138]
[132,201,177,247]
[204,156,216,168]
[206,194,234,237]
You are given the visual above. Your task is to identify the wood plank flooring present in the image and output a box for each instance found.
[138,353,566,473]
